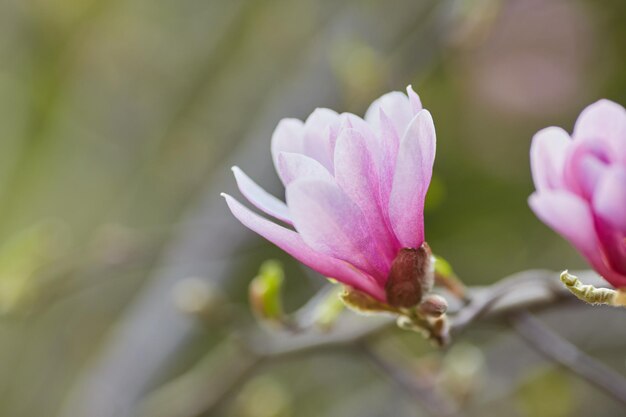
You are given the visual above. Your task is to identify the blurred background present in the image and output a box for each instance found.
[0,0,625,416]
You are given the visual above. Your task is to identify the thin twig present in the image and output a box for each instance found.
[509,310,626,406]
[450,269,592,332]
[360,343,466,417]
[250,270,604,357]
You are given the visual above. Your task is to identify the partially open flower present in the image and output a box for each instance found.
[223,86,436,306]
[529,100,626,288]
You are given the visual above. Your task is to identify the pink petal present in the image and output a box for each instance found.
[276,152,334,186]
[593,166,626,232]
[388,110,436,249]
[529,191,602,264]
[341,112,395,212]
[231,166,292,225]
[339,113,376,139]
[562,141,608,200]
[593,215,626,279]
[365,90,415,139]
[302,108,341,172]
[271,118,305,177]
[377,109,401,189]
[407,85,423,113]
[574,99,626,163]
[599,270,626,289]
[530,127,571,191]
[334,128,398,259]
[286,178,389,281]
[222,193,385,300]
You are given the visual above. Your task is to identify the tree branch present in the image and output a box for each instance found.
[509,310,626,406]
[360,343,466,417]
[250,270,603,357]
[137,269,612,417]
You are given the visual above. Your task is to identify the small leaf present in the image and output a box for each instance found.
[249,260,286,323]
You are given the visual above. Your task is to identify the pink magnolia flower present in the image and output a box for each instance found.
[529,100,626,288]
[222,86,436,304]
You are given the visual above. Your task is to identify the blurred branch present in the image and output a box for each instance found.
[250,270,602,357]
[509,310,626,406]
[360,343,466,417]
[450,268,577,332]
[137,269,610,417]
[135,340,263,417]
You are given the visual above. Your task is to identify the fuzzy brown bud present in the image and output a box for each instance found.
[418,294,448,318]
[385,243,434,308]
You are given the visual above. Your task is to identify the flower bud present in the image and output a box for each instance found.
[417,294,448,318]
[223,86,436,304]
[385,243,434,308]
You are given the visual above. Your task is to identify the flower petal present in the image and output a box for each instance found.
[271,118,305,179]
[530,127,571,191]
[232,166,292,224]
[529,191,601,263]
[388,110,436,248]
[276,152,334,186]
[365,90,414,139]
[302,108,341,172]
[407,85,423,113]
[530,191,626,287]
[222,193,385,300]
[562,141,608,200]
[593,166,626,232]
[286,178,388,281]
[574,99,626,163]
[334,128,398,257]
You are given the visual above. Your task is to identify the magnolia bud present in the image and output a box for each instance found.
[417,294,448,318]
[560,270,622,306]
[385,243,434,308]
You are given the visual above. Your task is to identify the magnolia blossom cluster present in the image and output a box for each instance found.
[529,100,626,288]
[223,87,435,305]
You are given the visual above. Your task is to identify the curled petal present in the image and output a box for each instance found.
[222,194,385,300]
[530,127,571,191]
[388,110,436,249]
[286,178,388,280]
[277,152,334,186]
[407,85,423,113]
[232,166,292,224]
